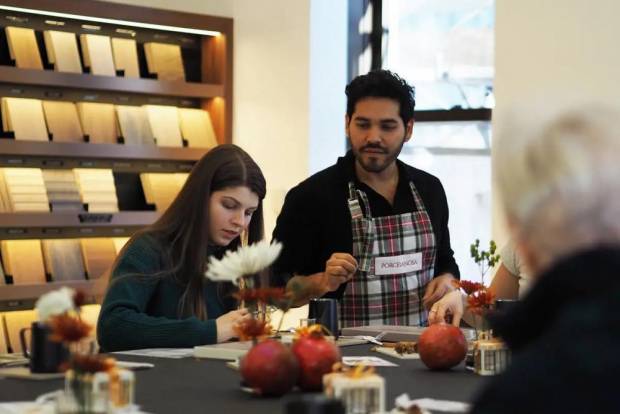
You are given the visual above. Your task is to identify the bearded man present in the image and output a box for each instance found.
[273,70,459,328]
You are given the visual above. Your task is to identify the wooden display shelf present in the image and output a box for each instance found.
[0,66,224,99]
[0,211,159,239]
[0,139,208,172]
[0,279,106,311]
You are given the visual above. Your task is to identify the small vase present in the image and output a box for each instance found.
[473,338,511,376]
[473,311,492,340]
[239,271,270,322]
[465,311,492,371]
[59,370,111,414]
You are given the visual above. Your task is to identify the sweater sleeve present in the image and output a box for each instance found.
[96,237,218,351]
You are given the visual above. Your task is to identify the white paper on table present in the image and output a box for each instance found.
[0,402,149,414]
[342,356,398,367]
[115,360,155,370]
[112,348,193,359]
[395,393,470,413]
[0,402,52,414]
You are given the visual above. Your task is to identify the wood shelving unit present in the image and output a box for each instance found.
[0,279,107,311]
[0,0,233,310]
[0,211,160,238]
[0,65,225,99]
[0,140,208,172]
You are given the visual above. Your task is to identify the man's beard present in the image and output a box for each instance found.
[349,137,406,173]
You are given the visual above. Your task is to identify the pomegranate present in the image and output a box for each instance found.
[240,339,299,396]
[418,324,467,370]
[292,330,341,391]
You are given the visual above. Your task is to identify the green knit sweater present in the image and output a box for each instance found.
[97,235,234,351]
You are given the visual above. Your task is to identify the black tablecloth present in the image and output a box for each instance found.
[0,345,489,413]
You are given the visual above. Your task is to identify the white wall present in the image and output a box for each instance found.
[232,0,311,236]
[493,0,620,243]
[308,0,348,175]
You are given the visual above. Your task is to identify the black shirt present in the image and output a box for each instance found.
[272,151,459,298]
[472,247,620,413]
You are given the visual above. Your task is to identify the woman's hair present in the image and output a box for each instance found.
[495,105,620,272]
[114,144,266,320]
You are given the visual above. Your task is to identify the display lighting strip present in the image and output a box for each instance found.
[0,5,221,36]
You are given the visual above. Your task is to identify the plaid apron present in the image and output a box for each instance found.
[340,181,437,327]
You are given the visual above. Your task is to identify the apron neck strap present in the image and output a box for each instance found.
[408,181,427,212]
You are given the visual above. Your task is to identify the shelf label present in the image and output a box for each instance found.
[78,213,113,223]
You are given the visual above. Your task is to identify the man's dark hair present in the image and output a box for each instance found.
[345,70,416,125]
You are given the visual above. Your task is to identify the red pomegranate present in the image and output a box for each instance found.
[418,324,467,370]
[240,339,299,396]
[292,330,341,391]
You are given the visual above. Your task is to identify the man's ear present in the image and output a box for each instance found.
[404,119,414,143]
[345,114,351,136]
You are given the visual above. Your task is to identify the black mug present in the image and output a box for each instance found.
[284,394,345,414]
[20,322,69,373]
[308,298,339,339]
[495,299,518,313]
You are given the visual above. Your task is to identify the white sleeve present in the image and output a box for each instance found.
[500,240,532,297]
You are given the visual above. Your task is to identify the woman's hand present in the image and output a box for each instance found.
[428,290,465,327]
[216,308,250,342]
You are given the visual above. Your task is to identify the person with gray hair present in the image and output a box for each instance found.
[469,106,620,413]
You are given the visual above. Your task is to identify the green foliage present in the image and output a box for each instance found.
[470,239,501,284]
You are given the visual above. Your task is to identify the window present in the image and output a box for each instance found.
[349,0,495,280]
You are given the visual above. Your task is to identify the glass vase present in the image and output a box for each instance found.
[239,271,270,322]
[473,310,492,340]
[58,370,111,414]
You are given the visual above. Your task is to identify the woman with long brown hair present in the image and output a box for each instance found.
[97,144,265,351]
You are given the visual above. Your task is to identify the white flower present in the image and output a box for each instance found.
[205,240,283,285]
[35,287,75,322]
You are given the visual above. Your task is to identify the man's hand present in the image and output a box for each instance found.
[284,253,358,307]
[422,273,457,309]
[323,253,358,292]
[428,290,465,327]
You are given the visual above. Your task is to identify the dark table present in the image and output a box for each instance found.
[0,345,489,413]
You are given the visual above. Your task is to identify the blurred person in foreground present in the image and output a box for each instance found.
[469,106,620,413]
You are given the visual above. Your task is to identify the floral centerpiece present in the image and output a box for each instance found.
[206,240,302,395]
[36,288,132,413]
[454,240,510,375]
[205,239,290,324]
[453,239,500,338]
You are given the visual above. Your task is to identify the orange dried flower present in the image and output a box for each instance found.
[69,354,116,373]
[49,314,92,343]
[467,289,496,315]
[234,287,289,305]
[457,280,485,295]
[233,318,272,341]
[73,290,87,307]
[295,324,327,339]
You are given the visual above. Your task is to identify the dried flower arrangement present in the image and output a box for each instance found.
[36,288,132,411]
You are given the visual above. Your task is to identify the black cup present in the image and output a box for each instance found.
[20,322,69,373]
[309,298,339,339]
[495,299,518,312]
[284,394,345,414]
